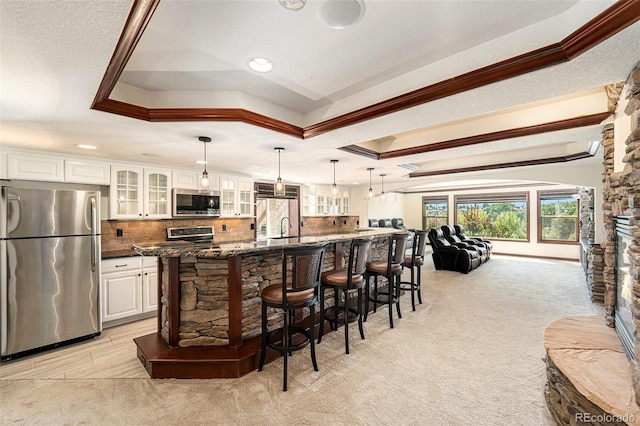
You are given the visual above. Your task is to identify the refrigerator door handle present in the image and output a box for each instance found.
[91,198,97,272]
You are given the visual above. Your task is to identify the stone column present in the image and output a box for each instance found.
[602,123,617,326]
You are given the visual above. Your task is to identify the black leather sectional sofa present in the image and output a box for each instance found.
[427,225,493,274]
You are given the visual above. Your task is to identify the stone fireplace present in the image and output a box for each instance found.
[615,216,635,361]
[602,60,640,405]
[545,61,640,424]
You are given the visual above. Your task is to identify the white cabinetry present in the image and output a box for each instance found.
[101,256,158,327]
[142,256,158,313]
[6,152,65,182]
[65,158,111,185]
[144,168,171,218]
[305,185,350,216]
[110,166,171,219]
[220,175,253,217]
[302,185,316,216]
[172,169,220,191]
[101,257,143,325]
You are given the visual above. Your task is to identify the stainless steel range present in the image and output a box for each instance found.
[167,226,215,243]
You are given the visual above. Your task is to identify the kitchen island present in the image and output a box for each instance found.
[132,228,400,378]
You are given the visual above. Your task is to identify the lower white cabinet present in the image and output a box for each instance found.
[142,256,158,313]
[101,256,158,327]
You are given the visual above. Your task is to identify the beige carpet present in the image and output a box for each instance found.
[0,255,602,425]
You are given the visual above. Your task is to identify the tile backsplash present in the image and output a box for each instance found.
[101,215,360,253]
[101,217,255,252]
[300,216,359,236]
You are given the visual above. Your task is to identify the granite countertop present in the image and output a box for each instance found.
[132,228,403,258]
[102,249,139,259]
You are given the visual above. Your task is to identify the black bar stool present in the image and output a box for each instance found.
[399,230,428,311]
[317,237,372,354]
[258,243,326,391]
[364,233,408,328]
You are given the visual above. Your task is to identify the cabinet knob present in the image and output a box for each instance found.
[139,213,142,216]
[138,273,141,276]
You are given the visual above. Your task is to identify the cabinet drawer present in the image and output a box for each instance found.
[102,257,141,274]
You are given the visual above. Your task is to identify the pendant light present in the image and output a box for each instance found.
[274,147,285,196]
[379,173,386,201]
[198,136,212,193]
[330,159,339,196]
[367,168,374,199]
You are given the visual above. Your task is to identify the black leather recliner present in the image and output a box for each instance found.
[368,219,379,227]
[378,219,393,228]
[427,228,481,274]
[441,225,488,263]
[454,224,493,256]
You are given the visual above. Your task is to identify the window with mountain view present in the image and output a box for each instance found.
[538,191,578,243]
[423,196,448,229]
[455,193,528,240]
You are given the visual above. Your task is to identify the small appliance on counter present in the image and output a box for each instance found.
[172,189,220,217]
[1,185,101,360]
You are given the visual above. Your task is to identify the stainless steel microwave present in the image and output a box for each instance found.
[172,188,221,217]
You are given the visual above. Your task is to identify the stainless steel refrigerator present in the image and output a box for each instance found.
[1,186,101,360]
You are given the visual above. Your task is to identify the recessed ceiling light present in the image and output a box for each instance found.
[318,0,365,29]
[196,160,207,165]
[141,152,163,158]
[76,144,97,150]
[248,57,274,73]
[279,0,306,11]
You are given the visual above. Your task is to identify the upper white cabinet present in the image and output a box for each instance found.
[111,166,143,219]
[144,168,171,218]
[7,152,65,182]
[171,169,220,191]
[65,158,111,185]
[302,185,316,216]
[220,175,253,217]
[304,185,350,216]
[110,166,171,219]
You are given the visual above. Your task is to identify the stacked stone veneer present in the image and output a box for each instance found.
[578,187,605,303]
[160,238,389,347]
[602,62,640,404]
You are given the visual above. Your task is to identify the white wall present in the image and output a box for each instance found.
[350,181,585,260]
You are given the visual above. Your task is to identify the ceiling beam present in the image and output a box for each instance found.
[375,111,610,160]
[408,150,597,178]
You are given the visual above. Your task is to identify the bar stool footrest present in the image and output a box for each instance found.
[266,326,312,353]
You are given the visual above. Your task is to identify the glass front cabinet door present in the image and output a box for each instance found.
[143,168,171,219]
[111,166,144,219]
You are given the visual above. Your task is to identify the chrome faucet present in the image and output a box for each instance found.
[280,216,291,238]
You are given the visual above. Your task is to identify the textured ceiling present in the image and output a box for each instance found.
[1,0,639,191]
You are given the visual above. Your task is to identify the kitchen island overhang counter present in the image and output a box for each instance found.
[132,228,403,379]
